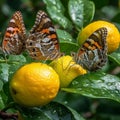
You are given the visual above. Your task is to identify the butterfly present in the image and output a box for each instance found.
[26,10,63,60]
[1,11,26,55]
[71,27,108,71]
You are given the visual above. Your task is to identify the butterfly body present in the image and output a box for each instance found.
[72,27,108,71]
[2,11,26,55]
[26,10,63,60]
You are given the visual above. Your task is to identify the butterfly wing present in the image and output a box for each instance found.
[72,27,108,71]
[26,10,63,60]
[2,11,26,55]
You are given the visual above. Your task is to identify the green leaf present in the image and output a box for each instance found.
[41,102,85,120]
[8,54,27,78]
[43,0,72,29]
[56,29,74,42]
[83,0,95,26]
[3,82,13,103]
[0,63,9,82]
[62,72,120,103]
[8,54,26,63]
[60,42,79,55]
[68,0,95,28]
[66,106,85,120]
[0,80,3,90]
[19,102,85,120]
[0,91,7,109]
[20,107,51,120]
[108,52,120,65]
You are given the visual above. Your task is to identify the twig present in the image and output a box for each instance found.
[0,110,18,120]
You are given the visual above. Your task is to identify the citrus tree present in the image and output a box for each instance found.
[0,0,120,119]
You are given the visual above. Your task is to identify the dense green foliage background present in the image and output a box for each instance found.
[0,0,120,120]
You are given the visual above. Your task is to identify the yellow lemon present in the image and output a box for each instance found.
[78,20,120,53]
[10,62,60,107]
[50,55,87,88]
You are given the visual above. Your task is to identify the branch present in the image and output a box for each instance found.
[0,110,18,120]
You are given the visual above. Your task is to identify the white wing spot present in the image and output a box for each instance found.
[49,27,55,32]
[10,19,15,23]
[7,27,14,32]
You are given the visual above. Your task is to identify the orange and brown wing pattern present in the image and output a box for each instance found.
[72,27,108,71]
[2,11,26,55]
[26,10,63,60]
